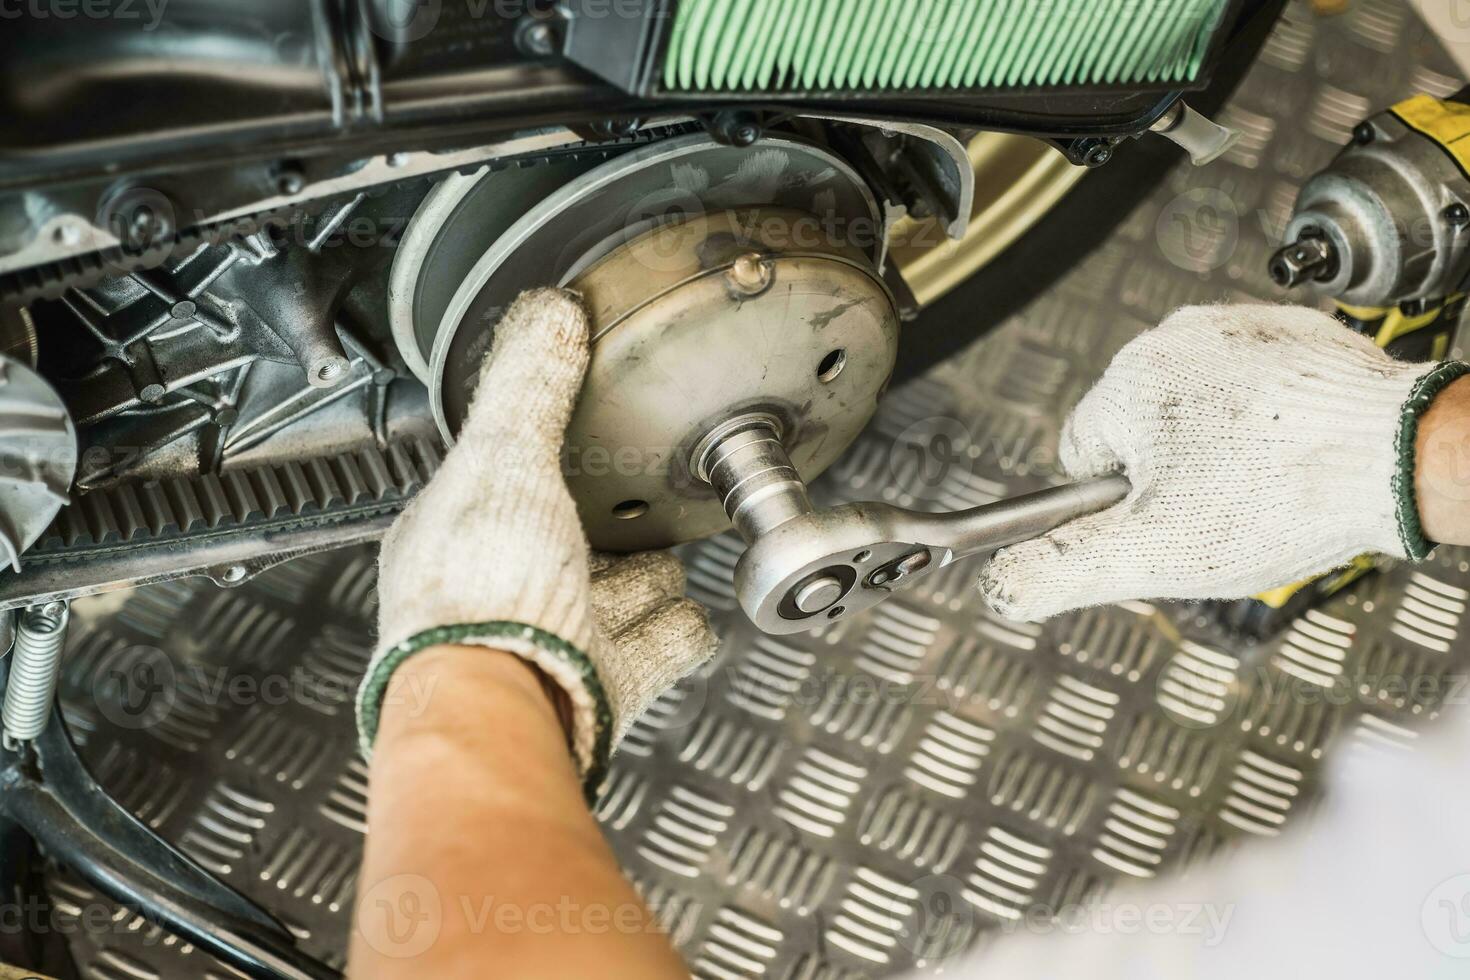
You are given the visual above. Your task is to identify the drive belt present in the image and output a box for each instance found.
[0,123,696,307]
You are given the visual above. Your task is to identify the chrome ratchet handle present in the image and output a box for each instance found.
[896,474,1133,563]
[695,413,1133,635]
[729,474,1131,635]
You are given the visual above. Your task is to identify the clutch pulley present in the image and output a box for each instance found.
[391,134,900,552]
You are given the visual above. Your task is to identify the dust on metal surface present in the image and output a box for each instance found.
[49,6,1470,976]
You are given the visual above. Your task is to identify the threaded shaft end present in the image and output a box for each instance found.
[693,415,811,544]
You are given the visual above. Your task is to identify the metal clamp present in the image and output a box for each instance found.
[695,414,1131,635]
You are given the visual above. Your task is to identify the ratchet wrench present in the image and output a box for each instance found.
[692,414,1131,635]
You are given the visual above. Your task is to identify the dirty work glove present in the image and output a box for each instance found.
[356,288,718,793]
[981,304,1470,623]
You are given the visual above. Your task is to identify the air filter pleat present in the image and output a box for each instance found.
[708,0,751,90]
[1089,2,1134,85]
[960,0,1006,88]
[694,0,729,90]
[739,0,782,91]
[803,0,841,89]
[663,0,1230,92]
[887,0,926,89]
[815,0,859,87]
[1059,0,1116,84]
[1014,0,1063,86]
[774,0,811,89]
[1109,0,1170,86]
[928,0,982,89]
[829,0,876,88]
[1001,0,1050,87]
[1034,1,1091,86]
[856,0,895,88]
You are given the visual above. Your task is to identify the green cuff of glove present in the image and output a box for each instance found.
[1394,360,1470,561]
[356,622,613,804]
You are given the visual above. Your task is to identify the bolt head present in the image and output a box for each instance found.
[522,21,556,56]
[1446,203,1469,227]
[1353,122,1375,145]
[122,206,168,248]
[1084,144,1113,168]
[727,252,772,295]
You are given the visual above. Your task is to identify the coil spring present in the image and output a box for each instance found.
[2,602,69,749]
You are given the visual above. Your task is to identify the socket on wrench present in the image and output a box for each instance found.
[693,414,1131,634]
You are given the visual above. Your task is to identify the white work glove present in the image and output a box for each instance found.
[981,304,1469,622]
[356,289,718,794]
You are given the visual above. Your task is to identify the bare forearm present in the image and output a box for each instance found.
[349,645,686,980]
[1416,374,1470,546]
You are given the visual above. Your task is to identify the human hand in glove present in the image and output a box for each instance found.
[981,304,1470,623]
[356,288,718,792]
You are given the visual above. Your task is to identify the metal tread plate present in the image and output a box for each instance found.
[46,5,1470,977]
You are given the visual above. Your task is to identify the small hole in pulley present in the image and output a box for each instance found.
[817,348,847,383]
[612,499,649,520]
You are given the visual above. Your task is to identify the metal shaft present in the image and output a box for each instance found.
[2,601,68,748]
[694,414,812,544]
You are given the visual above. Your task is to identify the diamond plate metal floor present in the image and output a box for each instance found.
[45,4,1470,977]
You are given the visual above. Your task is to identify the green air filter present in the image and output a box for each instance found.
[656,0,1234,94]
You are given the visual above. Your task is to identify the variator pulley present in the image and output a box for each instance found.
[391,134,899,551]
